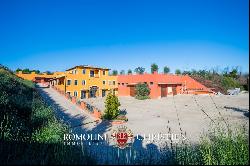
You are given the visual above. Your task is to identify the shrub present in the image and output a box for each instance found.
[222,76,243,90]
[135,83,150,100]
[103,92,120,120]
[32,120,67,143]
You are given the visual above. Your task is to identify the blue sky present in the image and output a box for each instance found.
[0,0,249,73]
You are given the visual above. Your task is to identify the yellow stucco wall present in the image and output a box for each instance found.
[52,66,118,99]
[16,71,56,81]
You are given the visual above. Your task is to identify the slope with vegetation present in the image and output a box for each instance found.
[0,65,92,165]
[182,68,248,94]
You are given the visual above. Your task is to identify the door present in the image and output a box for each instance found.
[173,86,177,95]
[90,86,98,98]
[130,86,135,97]
[161,86,168,97]
[81,90,86,99]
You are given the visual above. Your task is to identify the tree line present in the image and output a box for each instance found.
[110,64,248,78]
[16,68,53,74]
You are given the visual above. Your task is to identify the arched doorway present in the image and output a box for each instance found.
[89,86,98,98]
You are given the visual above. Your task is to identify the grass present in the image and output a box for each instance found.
[162,124,249,165]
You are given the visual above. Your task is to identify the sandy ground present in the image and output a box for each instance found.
[82,93,249,143]
[37,84,249,164]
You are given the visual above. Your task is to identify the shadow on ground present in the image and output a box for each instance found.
[36,85,164,165]
[224,106,249,118]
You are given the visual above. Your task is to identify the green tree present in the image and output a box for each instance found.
[103,92,120,120]
[135,83,150,100]
[128,69,132,74]
[175,69,181,75]
[22,68,30,74]
[151,63,159,73]
[229,67,239,79]
[120,70,125,75]
[223,67,230,76]
[163,66,170,74]
[134,67,145,74]
[182,70,191,75]
[45,71,53,75]
[112,70,118,76]
[35,70,40,74]
[16,68,22,73]
[31,70,40,74]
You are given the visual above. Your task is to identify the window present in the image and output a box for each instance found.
[82,69,86,74]
[90,70,94,77]
[67,80,71,85]
[102,90,106,97]
[81,90,86,99]
[74,91,77,97]
[109,81,112,85]
[118,83,120,85]
[103,80,106,85]
[74,80,78,85]
[103,71,106,75]
[122,83,124,85]
[82,80,86,85]
[113,81,115,85]
[150,82,153,85]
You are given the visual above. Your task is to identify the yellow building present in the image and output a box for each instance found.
[50,65,118,99]
[16,71,64,83]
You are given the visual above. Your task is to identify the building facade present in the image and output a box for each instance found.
[16,71,63,83]
[118,71,213,99]
[49,65,118,100]
[16,66,213,100]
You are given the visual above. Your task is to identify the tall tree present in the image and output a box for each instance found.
[134,67,145,74]
[163,66,170,74]
[128,69,132,74]
[175,69,181,75]
[15,68,22,73]
[151,63,159,73]
[45,71,53,75]
[22,68,30,74]
[112,70,118,76]
[120,70,125,75]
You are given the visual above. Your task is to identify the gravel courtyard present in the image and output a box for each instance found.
[82,93,249,143]
[38,85,249,164]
